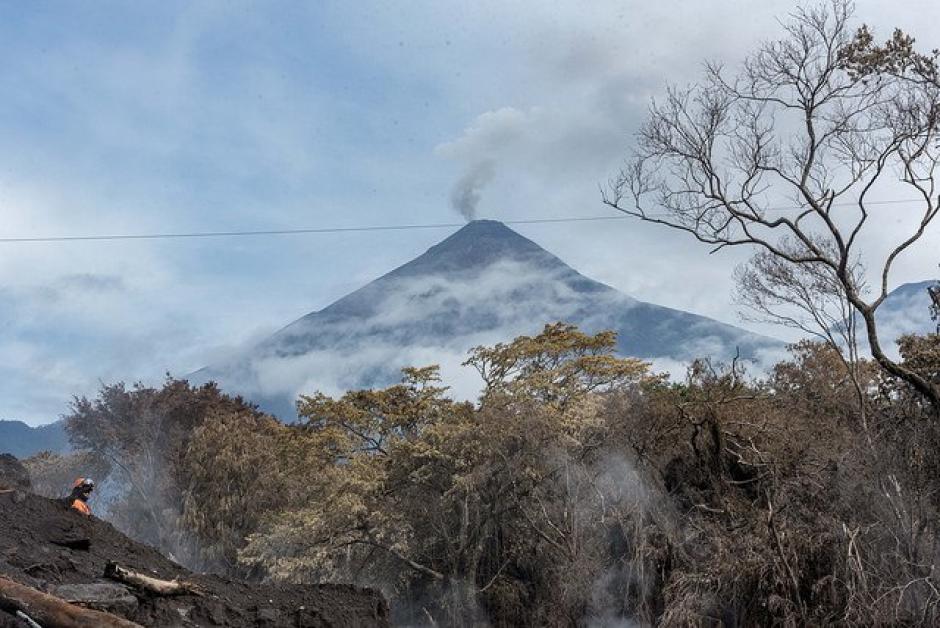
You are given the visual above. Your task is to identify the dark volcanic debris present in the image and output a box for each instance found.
[0,489,389,627]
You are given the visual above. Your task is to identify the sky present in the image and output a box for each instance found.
[2,0,939,425]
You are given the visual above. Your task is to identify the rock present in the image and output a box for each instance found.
[50,582,139,615]
[295,606,327,627]
[256,606,279,624]
[0,455,30,491]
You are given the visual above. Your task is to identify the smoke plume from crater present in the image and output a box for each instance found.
[450,160,495,221]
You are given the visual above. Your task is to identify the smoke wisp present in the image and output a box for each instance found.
[450,160,495,220]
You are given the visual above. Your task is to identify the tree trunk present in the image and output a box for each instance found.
[104,562,203,597]
[857,305,940,414]
[0,576,142,628]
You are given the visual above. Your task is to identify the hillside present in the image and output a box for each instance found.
[0,488,388,627]
[197,220,783,418]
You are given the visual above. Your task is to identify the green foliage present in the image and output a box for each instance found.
[179,409,322,576]
[187,325,940,625]
[465,322,649,409]
[839,23,940,83]
[64,376,263,565]
[23,450,111,500]
[897,333,940,385]
[65,323,940,625]
[238,324,652,625]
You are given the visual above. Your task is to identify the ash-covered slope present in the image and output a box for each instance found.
[199,220,782,418]
[0,489,388,627]
[269,220,624,352]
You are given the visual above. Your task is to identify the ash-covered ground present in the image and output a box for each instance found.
[0,474,388,627]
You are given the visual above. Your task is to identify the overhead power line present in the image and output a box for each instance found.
[0,198,925,244]
[0,216,633,244]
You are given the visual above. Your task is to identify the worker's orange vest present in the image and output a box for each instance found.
[71,499,91,516]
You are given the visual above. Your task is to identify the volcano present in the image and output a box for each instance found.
[197,220,782,417]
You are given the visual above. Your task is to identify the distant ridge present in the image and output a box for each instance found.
[0,419,69,458]
[878,280,939,335]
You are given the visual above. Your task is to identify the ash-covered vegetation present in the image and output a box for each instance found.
[21,317,940,626]
[17,2,940,625]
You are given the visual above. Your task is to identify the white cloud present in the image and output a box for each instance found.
[3,0,939,426]
[200,250,782,420]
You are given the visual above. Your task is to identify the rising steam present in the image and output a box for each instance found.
[450,160,495,221]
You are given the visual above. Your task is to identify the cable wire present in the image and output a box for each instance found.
[0,216,640,243]
[0,198,924,244]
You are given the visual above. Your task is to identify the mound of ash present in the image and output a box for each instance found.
[0,455,29,492]
[0,489,388,627]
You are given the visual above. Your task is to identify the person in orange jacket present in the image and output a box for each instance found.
[68,477,94,516]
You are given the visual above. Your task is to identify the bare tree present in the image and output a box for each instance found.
[930,280,940,332]
[604,1,940,410]
[735,237,873,426]
[735,238,864,358]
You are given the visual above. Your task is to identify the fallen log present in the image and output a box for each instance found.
[0,575,142,628]
[50,537,91,551]
[104,562,204,597]
[16,611,43,628]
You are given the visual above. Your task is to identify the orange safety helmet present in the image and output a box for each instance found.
[72,477,95,490]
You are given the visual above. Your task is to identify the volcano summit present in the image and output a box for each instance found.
[197,220,782,417]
